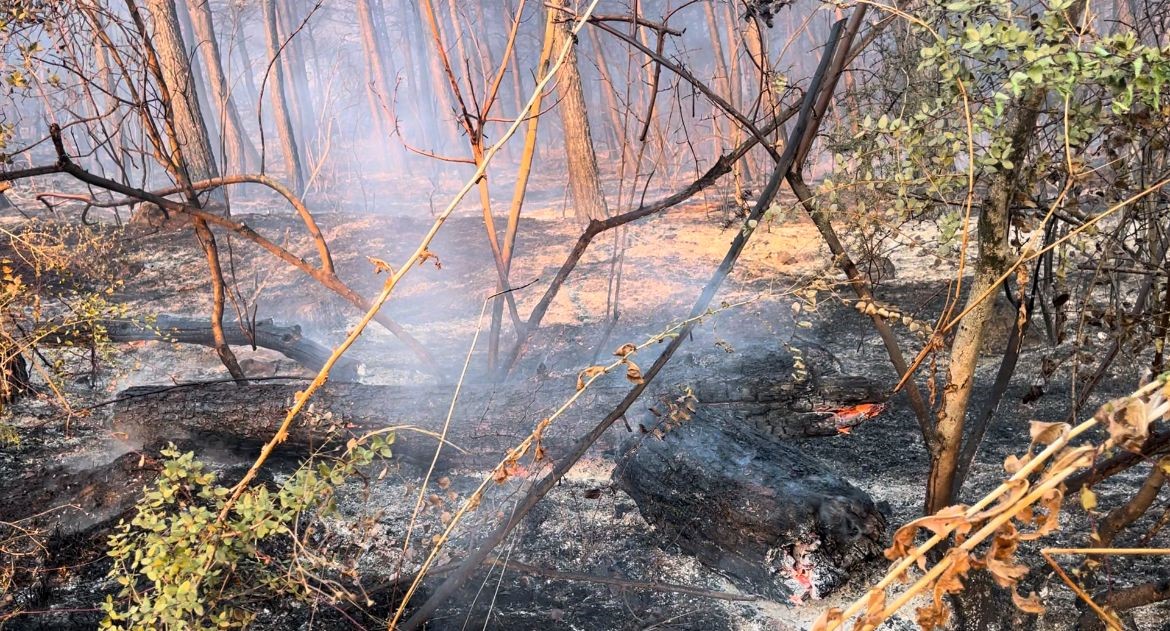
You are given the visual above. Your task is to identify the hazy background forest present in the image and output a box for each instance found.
[2,0,1170,629]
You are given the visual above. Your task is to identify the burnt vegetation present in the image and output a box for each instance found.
[2,0,1170,629]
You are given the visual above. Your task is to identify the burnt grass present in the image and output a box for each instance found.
[2,209,1168,630]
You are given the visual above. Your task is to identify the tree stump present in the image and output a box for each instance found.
[613,406,887,603]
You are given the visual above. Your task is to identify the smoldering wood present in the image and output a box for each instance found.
[8,347,884,554]
[0,451,160,534]
[613,406,887,601]
[108,351,885,468]
[39,315,360,382]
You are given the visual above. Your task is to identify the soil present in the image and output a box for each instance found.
[1,193,1167,630]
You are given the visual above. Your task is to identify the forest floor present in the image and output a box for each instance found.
[1,190,1165,630]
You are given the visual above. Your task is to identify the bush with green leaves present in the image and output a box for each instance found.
[817,0,1169,263]
[100,433,395,630]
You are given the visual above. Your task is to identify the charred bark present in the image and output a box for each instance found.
[613,406,887,601]
[108,348,884,467]
[0,452,160,534]
[51,315,359,381]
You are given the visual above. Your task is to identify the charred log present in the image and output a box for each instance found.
[108,351,886,469]
[43,315,360,381]
[613,406,887,602]
[0,451,159,534]
[110,380,620,468]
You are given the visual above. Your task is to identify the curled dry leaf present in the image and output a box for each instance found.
[985,556,1030,589]
[613,343,636,357]
[1019,487,1064,540]
[1107,398,1152,452]
[810,607,843,631]
[971,479,1030,521]
[942,548,972,590]
[1011,589,1045,614]
[417,248,441,269]
[367,256,394,275]
[531,417,551,462]
[916,600,951,631]
[861,588,887,629]
[886,505,971,566]
[1030,420,1071,447]
[576,365,606,391]
[625,360,644,384]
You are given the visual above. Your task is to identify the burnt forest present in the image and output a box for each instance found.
[2,0,1170,629]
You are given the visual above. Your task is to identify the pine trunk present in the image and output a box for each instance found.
[142,0,227,209]
[185,0,260,173]
[550,1,608,224]
[262,0,306,194]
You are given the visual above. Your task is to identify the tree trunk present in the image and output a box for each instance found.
[232,6,260,109]
[585,26,630,164]
[142,0,227,209]
[262,0,306,194]
[276,0,319,156]
[550,0,608,224]
[108,346,885,466]
[185,0,260,174]
[415,0,459,149]
[111,380,626,468]
[174,0,223,168]
[928,0,1089,511]
[356,0,403,171]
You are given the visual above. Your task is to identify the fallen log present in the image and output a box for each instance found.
[613,406,887,603]
[0,451,159,534]
[43,315,360,381]
[108,347,886,468]
[110,380,625,468]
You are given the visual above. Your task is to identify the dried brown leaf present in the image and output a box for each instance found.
[1108,399,1152,452]
[935,548,971,595]
[986,557,1030,588]
[367,256,394,275]
[811,608,843,631]
[971,479,1030,521]
[859,588,886,629]
[613,343,637,357]
[916,601,951,631]
[625,361,644,384]
[1019,487,1064,540]
[576,365,606,390]
[1011,589,1046,614]
[417,248,441,269]
[1030,420,1070,446]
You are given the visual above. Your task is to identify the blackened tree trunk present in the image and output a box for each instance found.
[550,0,608,224]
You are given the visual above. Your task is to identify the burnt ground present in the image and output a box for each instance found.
[1,198,1168,630]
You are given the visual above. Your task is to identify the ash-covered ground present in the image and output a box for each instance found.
[2,203,1167,630]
